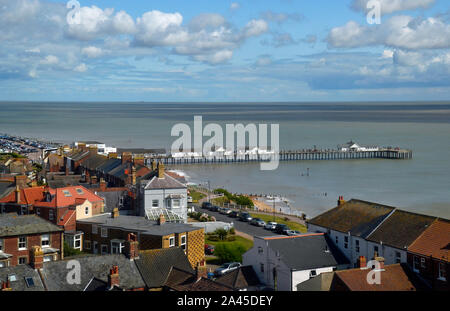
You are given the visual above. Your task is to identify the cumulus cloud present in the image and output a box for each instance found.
[40,55,59,65]
[351,0,435,15]
[260,11,303,24]
[327,15,450,49]
[242,19,269,37]
[81,46,103,58]
[74,63,88,72]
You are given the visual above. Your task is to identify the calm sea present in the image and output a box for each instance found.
[1,101,450,218]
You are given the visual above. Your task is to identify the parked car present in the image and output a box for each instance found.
[210,205,220,212]
[274,223,290,234]
[239,212,252,222]
[285,230,302,236]
[229,211,239,218]
[214,262,241,276]
[221,208,232,215]
[205,244,215,255]
[264,221,277,230]
[250,218,266,227]
[202,202,212,209]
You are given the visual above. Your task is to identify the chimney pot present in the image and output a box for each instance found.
[358,256,367,269]
[157,162,165,178]
[108,266,120,288]
[125,233,139,260]
[158,214,166,225]
[112,208,119,218]
[30,245,44,270]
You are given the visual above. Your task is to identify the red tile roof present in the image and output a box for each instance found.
[408,219,450,262]
[0,186,45,205]
[57,209,76,227]
[35,186,104,208]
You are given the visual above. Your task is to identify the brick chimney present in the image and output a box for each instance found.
[358,256,367,269]
[131,165,137,185]
[30,246,44,270]
[337,196,346,206]
[14,175,27,189]
[125,233,139,260]
[88,146,98,155]
[195,262,208,280]
[85,170,90,184]
[108,266,120,289]
[1,280,12,291]
[151,160,157,171]
[374,256,385,270]
[78,143,87,151]
[90,175,98,185]
[133,155,144,166]
[111,208,119,218]
[15,185,21,204]
[99,178,107,191]
[108,152,118,159]
[158,214,166,225]
[157,162,165,178]
[121,152,132,164]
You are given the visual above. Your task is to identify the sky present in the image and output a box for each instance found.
[0,0,450,102]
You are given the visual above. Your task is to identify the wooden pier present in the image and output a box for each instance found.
[145,148,412,165]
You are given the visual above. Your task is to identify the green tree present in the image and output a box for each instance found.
[214,243,246,263]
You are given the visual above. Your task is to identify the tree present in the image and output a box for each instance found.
[214,243,246,263]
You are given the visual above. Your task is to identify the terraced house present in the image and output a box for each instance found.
[76,211,205,268]
[0,213,63,267]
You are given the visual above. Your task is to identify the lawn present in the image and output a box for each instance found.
[249,212,307,232]
[205,235,254,251]
[189,190,206,202]
[205,235,254,264]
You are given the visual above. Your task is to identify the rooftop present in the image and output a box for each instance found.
[408,219,450,262]
[215,266,261,289]
[164,267,233,291]
[144,173,186,190]
[0,213,63,237]
[0,264,45,291]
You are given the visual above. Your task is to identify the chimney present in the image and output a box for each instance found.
[112,208,119,218]
[15,185,21,204]
[1,280,12,291]
[88,146,98,155]
[133,155,145,166]
[337,196,346,206]
[108,152,118,159]
[375,256,385,270]
[125,233,139,260]
[121,152,132,164]
[65,165,69,176]
[85,170,90,184]
[14,175,27,189]
[78,142,87,151]
[158,214,166,225]
[90,175,98,185]
[151,160,157,171]
[30,246,44,270]
[99,178,107,191]
[195,262,208,280]
[108,266,120,289]
[358,256,367,269]
[157,162,165,178]
[131,165,136,185]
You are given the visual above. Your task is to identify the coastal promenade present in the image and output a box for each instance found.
[146,148,413,165]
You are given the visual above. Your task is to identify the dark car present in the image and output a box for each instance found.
[202,202,213,209]
[210,205,220,212]
[274,224,290,234]
[239,212,252,222]
[205,244,215,255]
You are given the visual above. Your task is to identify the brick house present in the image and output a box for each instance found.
[0,213,63,268]
[76,211,205,268]
[407,219,449,291]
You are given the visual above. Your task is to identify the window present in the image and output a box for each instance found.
[18,236,27,250]
[169,237,175,247]
[101,244,108,255]
[152,200,159,208]
[413,256,420,272]
[101,227,108,238]
[374,246,379,254]
[258,247,263,254]
[41,234,50,248]
[24,277,35,288]
[92,225,98,234]
[310,270,317,277]
[438,262,447,281]
[0,239,3,252]
[172,199,181,208]
[119,197,124,207]
[395,251,401,264]
[85,206,89,215]
[8,274,17,282]
[43,255,53,262]
[84,240,91,250]
[76,188,84,195]
[0,261,5,268]
[93,241,98,254]
[344,236,348,249]
[62,190,72,197]
[49,209,54,221]
[335,236,338,244]
[36,208,40,216]
[21,206,27,215]
[111,242,124,254]
[74,235,81,249]
[18,257,27,265]
[260,263,264,273]
[180,235,186,251]
[355,240,360,253]
[421,257,426,268]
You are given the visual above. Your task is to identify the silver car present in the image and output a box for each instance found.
[214,262,241,276]
[264,221,277,230]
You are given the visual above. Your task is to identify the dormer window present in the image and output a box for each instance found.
[63,190,72,197]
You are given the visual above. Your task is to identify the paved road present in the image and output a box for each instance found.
[197,206,279,238]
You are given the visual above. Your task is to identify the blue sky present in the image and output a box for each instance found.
[0,0,449,101]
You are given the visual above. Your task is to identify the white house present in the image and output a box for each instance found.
[242,234,349,291]
[141,163,188,223]
[339,141,379,152]
[307,198,437,267]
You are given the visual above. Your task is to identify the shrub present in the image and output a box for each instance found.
[228,227,235,235]
[215,228,228,240]
[214,243,246,263]
[226,236,236,242]
[64,242,82,257]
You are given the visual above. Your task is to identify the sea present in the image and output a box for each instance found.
[1,101,449,219]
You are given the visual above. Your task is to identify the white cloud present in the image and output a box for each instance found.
[189,13,226,32]
[25,47,41,54]
[193,50,233,64]
[230,3,240,10]
[74,63,88,72]
[81,46,103,58]
[381,49,394,58]
[135,10,186,46]
[351,0,435,15]
[28,68,38,78]
[40,55,59,65]
[242,19,269,37]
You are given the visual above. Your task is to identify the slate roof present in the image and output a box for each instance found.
[134,248,194,288]
[0,214,63,237]
[81,154,109,171]
[117,148,166,155]
[96,158,121,173]
[296,271,334,291]
[165,267,234,291]
[307,199,395,238]
[46,174,86,188]
[215,266,261,289]
[0,264,45,291]
[97,190,130,213]
[262,233,349,271]
[67,150,90,162]
[332,263,429,291]
[0,180,14,199]
[366,210,437,249]
[40,254,146,291]
[408,219,450,262]
[144,173,186,190]
[77,214,199,236]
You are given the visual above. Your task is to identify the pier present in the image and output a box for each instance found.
[145,148,413,165]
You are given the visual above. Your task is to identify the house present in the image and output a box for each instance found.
[0,264,45,291]
[0,213,64,267]
[329,262,429,291]
[134,247,196,290]
[76,212,205,268]
[407,219,449,290]
[242,233,349,291]
[296,271,334,291]
[215,266,263,291]
[140,162,188,223]
[307,198,437,266]
[164,266,234,291]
